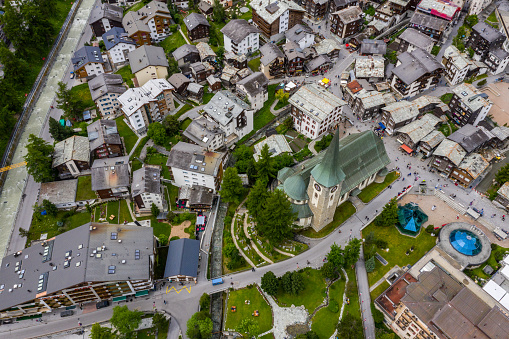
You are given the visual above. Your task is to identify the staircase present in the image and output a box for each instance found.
[349,195,365,212]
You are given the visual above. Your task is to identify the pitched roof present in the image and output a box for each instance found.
[168,73,191,89]
[102,27,136,50]
[89,3,122,25]
[433,139,466,165]
[360,39,387,55]
[283,41,305,61]
[397,114,441,143]
[164,239,200,278]
[184,12,210,31]
[382,101,420,124]
[88,73,126,101]
[182,116,224,149]
[313,38,341,56]
[166,142,224,176]
[472,21,505,42]
[448,123,493,153]
[392,48,443,84]
[39,179,78,205]
[71,46,104,71]
[420,130,445,148]
[286,24,313,44]
[410,12,448,32]
[91,156,130,191]
[399,28,434,50]
[237,72,269,97]
[250,0,305,25]
[52,136,90,168]
[202,90,251,126]
[260,42,285,65]
[128,45,168,74]
[131,166,161,197]
[332,6,362,23]
[220,19,260,44]
[87,119,122,151]
[196,42,216,60]
[443,45,471,70]
[305,54,332,71]
[289,83,346,123]
[122,0,171,36]
[172,44,199,61]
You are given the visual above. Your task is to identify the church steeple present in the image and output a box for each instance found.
[310,128,345,188]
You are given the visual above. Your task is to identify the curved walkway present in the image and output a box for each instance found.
[308,140,318,155]
[242,213,274,264]
[230,198,255,267]
[270,99,290,115]
[273,247,295,257]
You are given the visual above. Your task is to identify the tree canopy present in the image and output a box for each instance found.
[109,305,143,337]
[256,143,276,182]
[147,122,167,146]
[464,14,479,28]
[186,311,213,339]
[256,189,295,244]
[90,323,115,339]
[56,81,86,120]
[246,178,269,220]
[281,271,305,295]
[495,163,509,185]
[49,117,73,142]
[336,313,363,339]
[24,134,54,183]
[261,271,279,296]
[219,167,245,203]
[374,198,399,227]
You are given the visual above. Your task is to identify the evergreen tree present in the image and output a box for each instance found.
[49,117,73,142]
[256,189,295,244]
[246,178,269,221]
[0,45,29,88]
[186,311,213,339]
[233,144,254,174]
[495,163,509,185]
[281,271,304,295]
[212,0,226,23]
[163,114,180,137]
[151,203,160,218]
[219,167,245,203]
[261,271,279,296]
[327,243,345,269]
[256,143,276,181]
[56,82,85,120]
[374,198,399,227]
[365,256,375,273]
[344,238,361,267]
[42,199,57,217]
[168,57,180,77]
[337,313,363,339]
[0,106,15,139]
[24,134,54,183]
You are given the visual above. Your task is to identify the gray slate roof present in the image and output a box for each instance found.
[129,45,168,74]
[91,156,130,191]
[184,12,210,31]
[447,124,494,153]
[164,239,200,278]
[305,55,331,72]
[473,22,505,42]
[87,119,122,151]
[220,19,260,44]
[283,41,305,61]
[489,47,509,60]
[72,46,104,71]
[360,39,387,55]
[166,142,224,176]
[399,28,434,51]
[286,24,313,44]
[102,27,136,50]
[203,90,250,126]
[88,73,126,101]
[168,73,191,89]
[89,3,122,24]
[52,136,90,168]
[392,48,443,85]
[410,12,448,32]
[132,166,161,198]
[260,42,285,65]
[237,72,269,97]
[39,179,78,205]
[183,116,224,149]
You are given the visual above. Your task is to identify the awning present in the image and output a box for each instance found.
[322,78,329,84]
[401,145,413,154]
[350,188,362,196]
[112,296,126,302]
[135,290,149,297]
[378,122,386,129]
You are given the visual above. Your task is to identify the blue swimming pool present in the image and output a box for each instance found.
[449,229,482,256]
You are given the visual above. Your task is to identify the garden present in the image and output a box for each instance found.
[115,116,139,154]
[464,244,509,284]
[274,268,327,313]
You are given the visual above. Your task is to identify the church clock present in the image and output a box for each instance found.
[314,183,321,191]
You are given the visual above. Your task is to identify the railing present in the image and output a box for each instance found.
[0,0,84,191]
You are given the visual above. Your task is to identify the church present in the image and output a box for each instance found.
[277,129,391,231]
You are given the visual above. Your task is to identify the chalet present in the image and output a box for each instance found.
[52,136,91,179]
[184,13,210,41]
[91,156,130,199]
[129,45,168,86]
[88,3,123,37]
[71,46,105,79]
[87,119,123,159]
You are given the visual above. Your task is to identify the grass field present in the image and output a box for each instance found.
[180,117,192,130]
[275,268,327,312]
[248,57,261,72]
[160,32,187,54]
[253,85,277,131]
[311,273,347,338]
[119,199,133,224]
[76,176,96,201]
[344,268,361,319]
[115,65,134,88]
[26,210,91,246]
[358,172,399,203]
[124,1,145,13]
[70,83,95,108]
[224,286,273,335]
[107,200,120,224]
[370,281,390,301]
[465,244,509,280]
[362,223,437,286]
[115,116,138,154]
[299,201,356,238]
[203,86,215,104]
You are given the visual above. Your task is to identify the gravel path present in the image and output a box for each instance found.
[258,292,309,338]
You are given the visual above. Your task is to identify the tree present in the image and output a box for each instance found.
[0,105,16,139]
[365,256,375,273]
[256,189,295,244]
[152,313,167,331]
[275,89,289,104]
[186,311,213,339]
[151,203,160,218]
[233,144,254,172]
[274,153,294,171]
[168,57,180,77]
[24,134,54,183]
[344,238,361,267]
[495,163,509,185]
[219,167,245,203]
[212,0,226,23]
[19,228,30,238]
[374,198,399,227]
[217,46,225,63]
[246,178,269,220]
[147,122,168,146]
[238,318,259,336]
[371,304,385,324]
[56,82,85,120]
[0,45,29,88]
[163,114,180,137]
[477,79,487,87]
[223,241,239,258]
[281,271,305,295]
[467,47,475,58]
[90,323,115,339]
[42,199,58,217]
[109,305,143,337]
[49,117,74,142]
[261,271,279,296]
[321,261,338,279]
[327,243,345,269]
[284,117,293,130]
[199,293,210,311]
[465,14,479,28]
[256,144,276,181]
[337,313,363,339]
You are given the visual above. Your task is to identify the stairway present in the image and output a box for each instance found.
[349,195,365,212]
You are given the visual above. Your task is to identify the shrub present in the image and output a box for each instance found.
[425,225,435,234]
[477,79,487,87]
[328,299,339,313]
[365,256,376,273]
[170,236,179,241]
[375,239,388,249]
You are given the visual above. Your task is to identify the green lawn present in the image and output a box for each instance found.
[344,268,361,319]
[160,32,187,55]
[119,199,133,224]
[107,200,120,224]
[253,85,277,131]
[180,118,192,130]
[440,93,453,104]
[274,100,289,111]
[115,116,138,154]
[165,183,179,210]
[362,223,437,286]
[124,1,145,13]
[311,273,347,338]
[76,176,96,201]
[130,136,150,160]
[70,83,95,108]
[275,268,326,312]
[144,153,172,180]
[248,57,261,72]
[224,286,273,335]
[465,245,509,281]
[26,210,91,246]
[299,201,356,238]
[174,104,194,119]
[203,86,215,104]
[439,121,459,137]
[487,11,498,23]
[138,215,174,243]
[115,65,135,88]
[370,281,390,301]
[358,172,399,203]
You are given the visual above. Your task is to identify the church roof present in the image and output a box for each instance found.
[311,129,346,187]
[284,175,309,201]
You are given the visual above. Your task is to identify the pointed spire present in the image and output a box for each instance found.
[311,128,345,188]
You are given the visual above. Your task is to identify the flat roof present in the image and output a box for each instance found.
[39,180,78,205]
[452,83,492,113]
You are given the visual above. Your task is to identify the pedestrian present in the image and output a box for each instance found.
[456,214,459,220]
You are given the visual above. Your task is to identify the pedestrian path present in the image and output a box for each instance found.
[230,198,255,267]
[179,29,190,44]
[242,214,274,264]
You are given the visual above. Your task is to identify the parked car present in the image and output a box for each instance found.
[60,310,74,317]
[96,300,110,309]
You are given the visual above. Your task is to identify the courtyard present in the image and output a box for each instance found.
[482,83,509,126]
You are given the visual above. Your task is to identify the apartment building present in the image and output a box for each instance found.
[330,6,362,39]
[166,142,225,191]
[221,19,261,55]
[391,48,444,98]
[184,13,210,41]
[442,45,471,85]
[71,46,105,79]
[466,22,506,61]
[52,136,91,179]
[118,78,175,133]
[304,0,328,20]
[260,42,286,79]
[128,45,168,86]
[397,28,434,54]
[408,12,448,41]
[132,166,166,213]
[450,153,490,187]
[251,0,305,37]
[286,24,315,49]
[283,41,306,76]
[122,0,172,44]
[394,114,442,150]
[236,72,269,111]
[87,119,123,159]
[351,90,396,121]
[432,139,466,175]
[289,83,346,139]
[88,3,123,37]
[0,223,154,320]
[484,48,509,75]
[416,0,461,21]
[182,116,225,151]
[102,27,137,67]
[380,101,420,135]
[88,73,126,117]
[448,83,492,127]
[91,156,130,199]
[469,0,493,15]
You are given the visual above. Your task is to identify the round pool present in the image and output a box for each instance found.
[449,229,483,256]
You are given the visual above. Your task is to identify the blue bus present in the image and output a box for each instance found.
[212,278,224,285]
